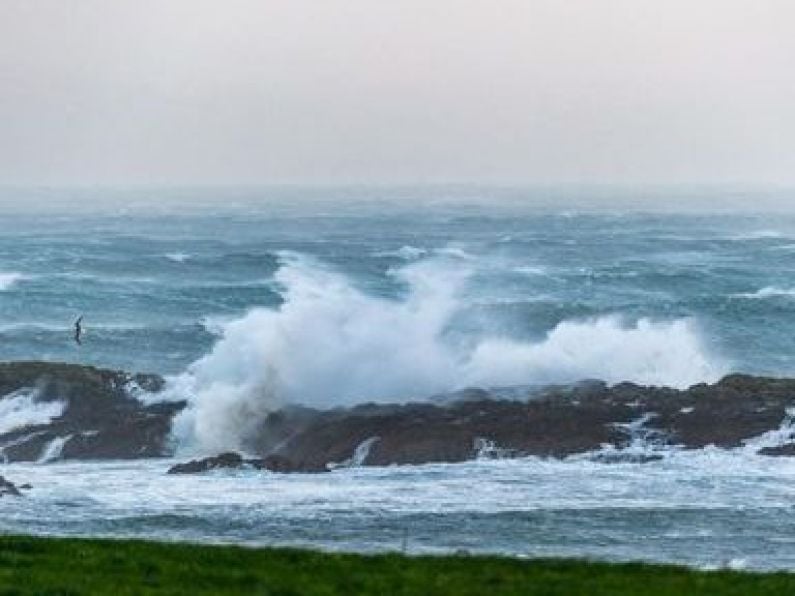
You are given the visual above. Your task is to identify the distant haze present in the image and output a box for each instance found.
[0,1,793,188]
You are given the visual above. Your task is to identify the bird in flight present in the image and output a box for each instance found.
[74,316,83,345]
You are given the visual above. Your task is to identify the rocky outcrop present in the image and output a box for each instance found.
[0,361,182,463]
[237,374,795,471]
[6,361,795,470]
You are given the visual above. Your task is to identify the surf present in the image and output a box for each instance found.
[163,252,728,453]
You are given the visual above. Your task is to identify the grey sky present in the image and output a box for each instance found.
[0,1,793,186]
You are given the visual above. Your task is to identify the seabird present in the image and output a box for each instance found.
[74,316,83,345]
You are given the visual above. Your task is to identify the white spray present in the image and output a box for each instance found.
[165,252,728,453]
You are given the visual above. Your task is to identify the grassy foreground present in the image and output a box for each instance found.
[0,536,794,595]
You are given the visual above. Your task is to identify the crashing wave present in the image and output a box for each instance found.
[37,435,73,463]
[161,253,727,454]
[741,408,795,454]
[0,389,66,435]
[328,436,381,469]
[586,413,672,464]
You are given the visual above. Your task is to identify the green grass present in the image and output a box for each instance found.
[0,535,793,595]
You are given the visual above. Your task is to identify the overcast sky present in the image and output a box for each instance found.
[0,1,793,187]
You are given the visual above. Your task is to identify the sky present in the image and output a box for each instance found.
[0,1,793,188]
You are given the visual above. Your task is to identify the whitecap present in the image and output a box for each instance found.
[374,246,427,260]
[434,247,475,260]
[512,266,547,276]
[734,287,795,299]
[0,272,26,291]
[165,252,191,263]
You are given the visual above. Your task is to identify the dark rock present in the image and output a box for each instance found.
[588,451,664,464]
[0,361,181,463]
[246,374,795,471]
[260,454,328,473]
[167,452,253,474]
[167,452,330,475]
[6,361,795,471]
[758,444,795,457]
[0,476,22,497]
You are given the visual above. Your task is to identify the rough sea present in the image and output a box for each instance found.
[3,188,795,570]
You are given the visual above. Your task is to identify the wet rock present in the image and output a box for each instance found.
[0,361,182,463]
[260,454,328,473]
[248,374,795,470]
[757,444,795,457]
[167,452,330,474]
[166,452,259,474]
[588,452,664,464]
[6,361,795,471]
[0,476,22,497]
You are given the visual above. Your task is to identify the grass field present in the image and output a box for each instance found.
[0,535,793,595]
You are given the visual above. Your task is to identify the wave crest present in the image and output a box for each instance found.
[0,272,26,291]
[735,286,795,299]
[167,254,727,453]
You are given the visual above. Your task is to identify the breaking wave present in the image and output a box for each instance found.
[165,252,191,263]
[166,253,728,453]
[0,389,65,435]
[0,272,26,291]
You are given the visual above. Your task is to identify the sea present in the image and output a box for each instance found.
[2,186,795,570]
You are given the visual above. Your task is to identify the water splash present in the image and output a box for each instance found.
[163,253,727,453]
[0,389,65,435]
[37,435,73,463]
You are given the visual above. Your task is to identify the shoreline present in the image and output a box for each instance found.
[4,360,795,469]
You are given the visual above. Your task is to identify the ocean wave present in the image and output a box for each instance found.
[512,266,548,277]
[734,287,795,299]
[434,247,476,260]
[161,253,727,453]
[0,272,26,291]
[165,252,191,263]
[373,245,427,260]
[741,408,795,454]
[730,229,785,241]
